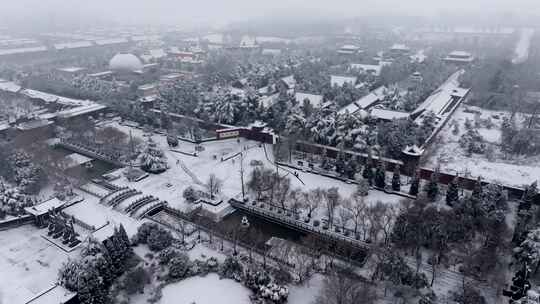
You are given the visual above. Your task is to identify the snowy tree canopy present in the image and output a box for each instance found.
[139,137,168,174]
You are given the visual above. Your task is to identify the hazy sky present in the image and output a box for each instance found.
[1,0,539,28]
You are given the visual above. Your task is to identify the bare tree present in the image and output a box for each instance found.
[289,243,314,283]
[339,199,354,234]
[380,204,398,244]
[206,174,223,199]
[245,229,264,264]
[302,188,323,220]
[316,268,377,304]
[276,176,291,211]
[288,188,304,217]
[366,201,397,244]
[323,187,340,229]
[301,235,323,270]
[349,194,367,239]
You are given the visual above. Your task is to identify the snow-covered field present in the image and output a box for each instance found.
[103,121,403,214]
[0,225,80,303]
[287,274,324,304]
[63,189,145,236]
[132,273,252,304]
[425,105,540,187]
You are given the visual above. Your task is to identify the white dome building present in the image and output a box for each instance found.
[109,53,143,72]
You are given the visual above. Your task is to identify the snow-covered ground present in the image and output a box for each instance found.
[287,274,324,304]
[132,273,252,304]
[187,243,227,263]
[512,28,535,64]
[425,105,540,187]
[103,121,402,214]
[0,225,80,304]
[63,189,145,236]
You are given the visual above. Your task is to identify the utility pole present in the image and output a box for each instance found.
[128,130,135,169]
[240,151,245,201]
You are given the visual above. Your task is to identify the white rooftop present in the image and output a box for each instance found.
[24,198,65,216]
[331,75,357,87]
[370,108,410,121]
[56,67,86,73]
[340,44,359,50]
[0,81,21,93]
[57,103,107,118]
[448,50,473,57]
[295,92,324,107]
[94,37,128,45]
[281,75,296,89]
[356,86,386,109]
[54,41,93,50]
[350,63,383,76]
[64,153,93,169]
[260,93,279,108]
[0,46,47,56]
[413,70,468,119]
[390,44,410,51]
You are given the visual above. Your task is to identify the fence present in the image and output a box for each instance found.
[0,215,33,230]
[229,199,371,251]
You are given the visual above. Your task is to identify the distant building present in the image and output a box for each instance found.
[54,41,93,51]
[388,44,411,58]
[87,71,114,80]
[295,92,324,107]
[338,86,387,115]
[444,51,474,64]
[412,70,470,121]
[55,67,87,77]
[109,53,143,72]
[338,45,362,55]
[331,75,357,87]
[239,35,260,49]
[350,62,390,76]
[160,73,184,83]
[262,48,282,56]
[137,83,158,97]
[278,75,296,92]
[140,48,167,62]
[409,27,515,44]
[168,50,195,61]
[370,108,410,121]
[410,71,423,82]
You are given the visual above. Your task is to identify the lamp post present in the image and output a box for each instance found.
[233,216,250,256]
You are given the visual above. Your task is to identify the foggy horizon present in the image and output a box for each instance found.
[1,0,539,30]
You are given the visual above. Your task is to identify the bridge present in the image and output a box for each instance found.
[56,139,127,167]
[228,199,371,251]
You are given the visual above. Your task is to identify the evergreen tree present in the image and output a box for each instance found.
[118,224,131,249]
[362,162,374,185]
[446,177,460,206]
[334,156,346,176]
[424,171,439,201]
[356,178,370,197]
[472,177,483,201]
[522,181,538,205]
[374,164,386,188]
[409,171,420,196]
[103,234,125,276]
[140,137,168,173]
[391,165,401,191]
[77,256,108,304]
[58,259,81,291]
[344,159,357,180]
